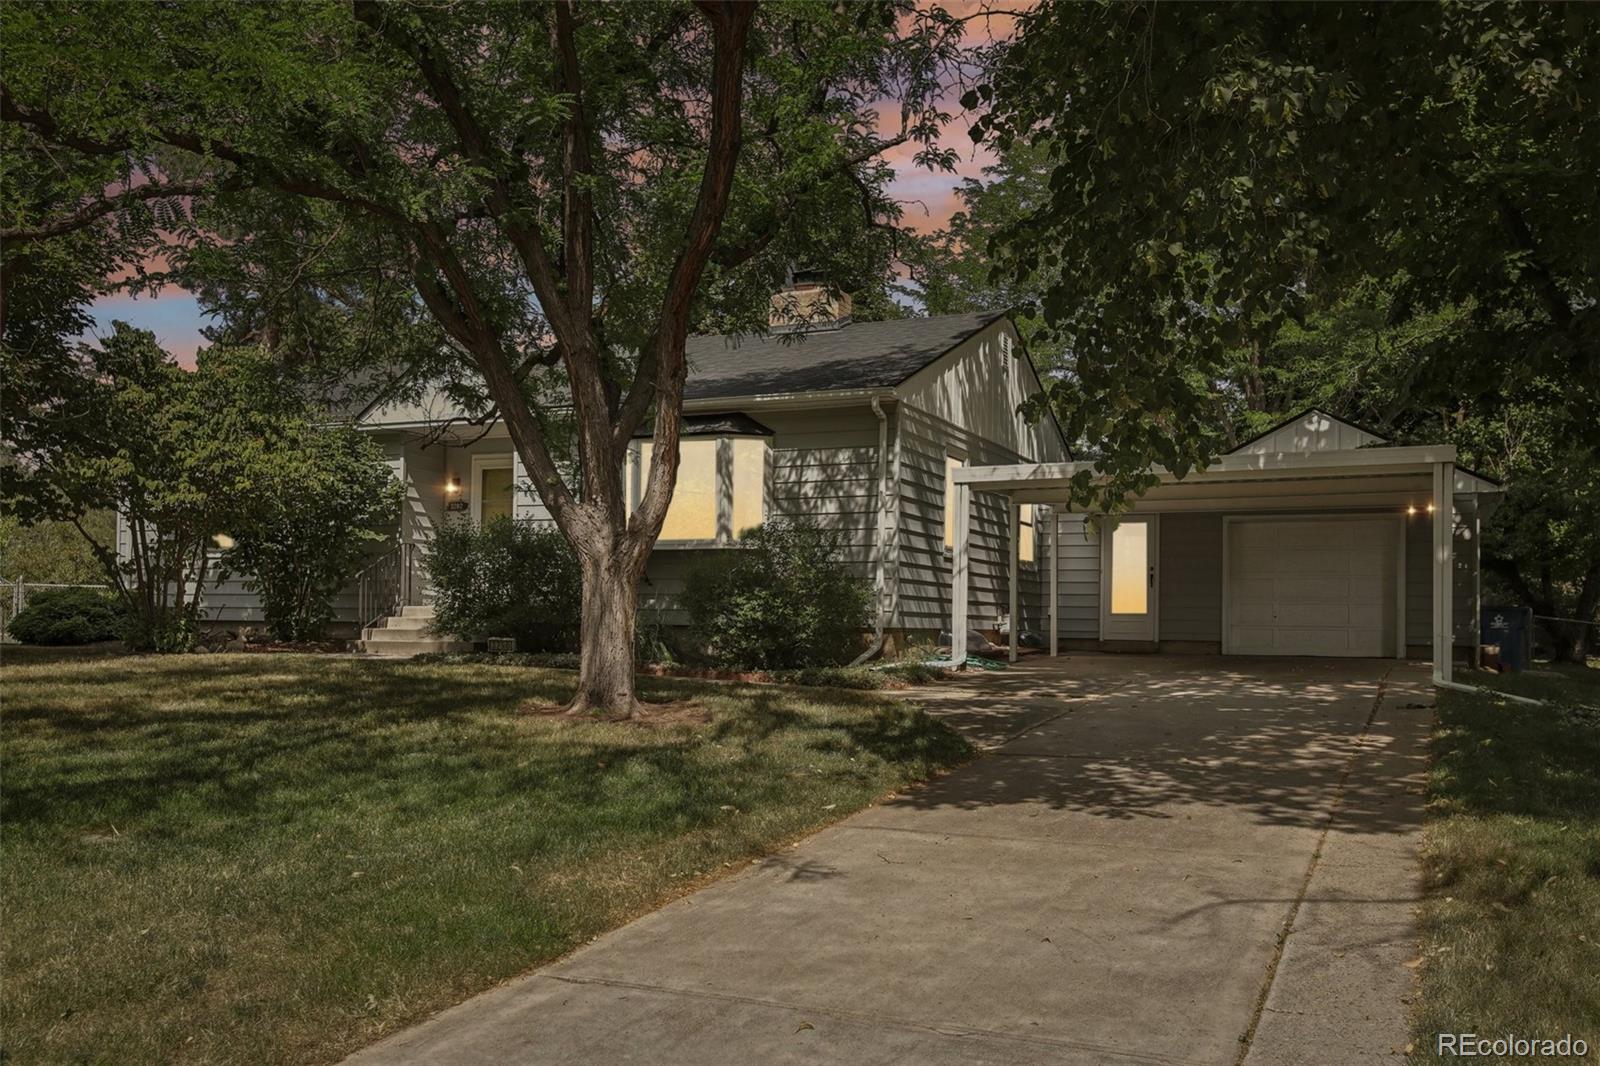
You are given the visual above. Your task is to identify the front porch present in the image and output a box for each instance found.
[949,445,1486,687]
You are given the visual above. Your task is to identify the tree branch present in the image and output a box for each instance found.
[1,175,241,241]
[624,1,755,528]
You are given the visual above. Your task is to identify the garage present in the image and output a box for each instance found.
[1224,516,1402,657]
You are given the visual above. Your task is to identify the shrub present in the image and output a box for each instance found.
[225,424,403,642]
[9,587,123,646]
[682,521,872,670]
[425,517,581,652]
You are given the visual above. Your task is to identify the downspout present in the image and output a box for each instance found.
[852,397,893,665]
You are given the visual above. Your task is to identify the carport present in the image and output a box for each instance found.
[949,438,1495,687]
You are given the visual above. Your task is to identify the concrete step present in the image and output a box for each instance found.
[359,637,476,657]
[399,604,435,619]
[363,625,449,643]
[372,614,433,632]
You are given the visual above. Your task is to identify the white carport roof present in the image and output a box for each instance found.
[947,443,1492,688]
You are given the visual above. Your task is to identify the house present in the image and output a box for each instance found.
[165,288,1070,653]
[947,408,1502,685]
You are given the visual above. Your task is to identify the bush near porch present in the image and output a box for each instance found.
[0,653,969,1065]
[1413,662,1600,1060]
[426,516,582,652]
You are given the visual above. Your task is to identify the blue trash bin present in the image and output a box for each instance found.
[1481,606,1532,672]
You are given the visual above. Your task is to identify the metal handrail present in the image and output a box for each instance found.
[355,542,415,631]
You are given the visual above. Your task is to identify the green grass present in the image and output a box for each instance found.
[1413,661,1600,1060]
[0,654,970,1064]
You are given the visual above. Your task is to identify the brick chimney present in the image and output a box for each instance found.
[768,270,853,333]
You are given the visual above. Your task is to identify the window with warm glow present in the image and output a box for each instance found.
[944,454,965,549]
[1019,504,1036,563]
[635,436,766,543]
[1109,521,1148,614]
[639,440,717,540]
[730,438,765,538]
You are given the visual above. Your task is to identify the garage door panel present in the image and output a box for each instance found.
[1347,576,1386,603]
[1226,518,1398,658]
[1233,578,1276,605]
[1229,626,1276,654]
[1348,604,1387,629]
[1231,523,1280,551]
[1233,602,1276,625]
[1290,548,1361,573]
[1295,524,1356,549]
[1277,576,1353,602]
[1277,604,1348,627]
[1275,628,1352,656]
[1348,550,1389,576]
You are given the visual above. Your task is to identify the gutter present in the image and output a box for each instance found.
[852,397,895,665]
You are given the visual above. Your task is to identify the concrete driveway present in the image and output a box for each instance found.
[346,654,1431,1066]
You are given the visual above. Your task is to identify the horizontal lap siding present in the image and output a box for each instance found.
[896,403,1046,635]
[641,409,883,625]
[1051,514,1100,638]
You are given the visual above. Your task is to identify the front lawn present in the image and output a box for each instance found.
[0,654,970,1064]
[1413,661,1600,1059]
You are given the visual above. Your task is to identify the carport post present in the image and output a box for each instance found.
[951,481,971,668]
[1432,460,1455,685]
[1049,508,1060,657]
[1008,497,1020,663]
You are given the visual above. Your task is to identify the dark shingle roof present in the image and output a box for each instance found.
[632,412,774,439]
[682,312,999,400]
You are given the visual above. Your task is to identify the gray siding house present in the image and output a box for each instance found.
[949,408,1502,686]
[149,305,1069,648]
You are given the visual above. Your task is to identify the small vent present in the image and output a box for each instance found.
[1000,332,1013,360]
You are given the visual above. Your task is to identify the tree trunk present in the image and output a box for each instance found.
[567,546,644,716]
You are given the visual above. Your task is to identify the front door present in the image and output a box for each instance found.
[1100,516,1158,641]
[473,459,515,525]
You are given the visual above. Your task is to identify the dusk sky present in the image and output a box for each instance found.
[85,3,1017,365]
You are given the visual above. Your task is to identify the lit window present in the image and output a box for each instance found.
[1110,521,1148,614]
[944,454,965,549]
[635,434,768,543]
[639,440,717,540]
[731,437,765,538]
[1019,504,1036,563]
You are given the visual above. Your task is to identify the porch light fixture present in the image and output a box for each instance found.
[446,476,462,495]
[1426,501,1436,514]
[1406,505,1417,516]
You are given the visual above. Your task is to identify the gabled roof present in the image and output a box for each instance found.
[683,312,1001,400]
[354,312,1004,428]
[1230,407,1502,490]
[1227,407,1386,455]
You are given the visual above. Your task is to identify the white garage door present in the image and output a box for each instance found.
[1226,518,1398,657]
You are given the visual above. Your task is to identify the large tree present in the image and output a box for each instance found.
[1,1,964,713]
[964,1,1597,504]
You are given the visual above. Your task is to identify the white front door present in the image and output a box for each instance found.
[471,456,515,526]
[1100,516,1158,641]
[1225,517,1401,657]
